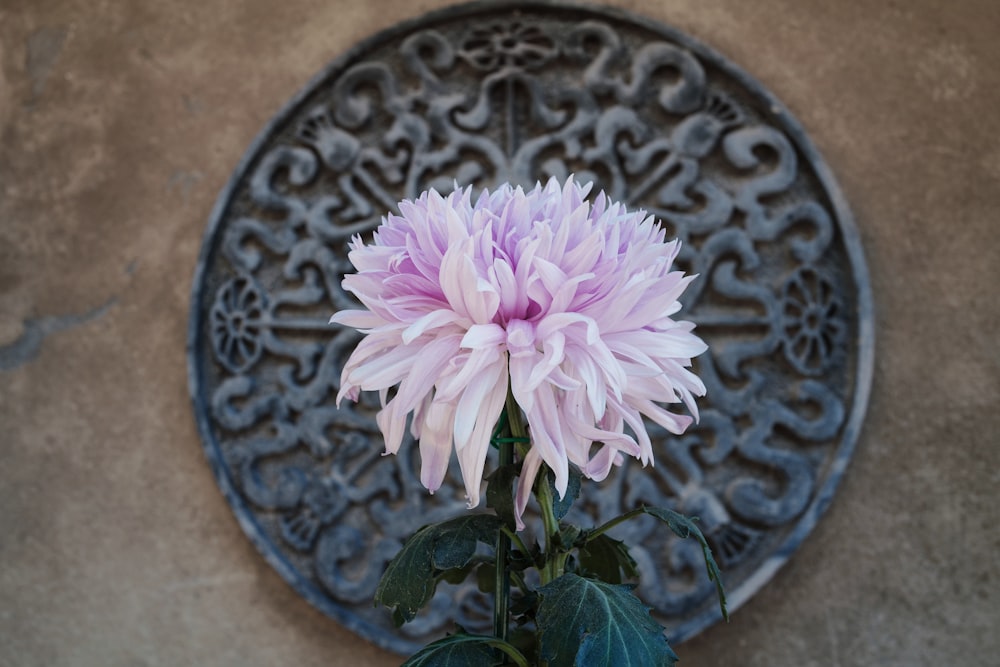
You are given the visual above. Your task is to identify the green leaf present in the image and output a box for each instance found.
[432,515,501,570]
[401,632,524,667]
[438,562,475,586]
[486,464,518,530]
[640,506,728,620]
[375,514,502,623]
[536,573,678,667]
[508,627,539,667]
[578,533,638,584]
[476,561,497,594]
[548,466,582,521]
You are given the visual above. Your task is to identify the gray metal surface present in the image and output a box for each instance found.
[187,1,873,654]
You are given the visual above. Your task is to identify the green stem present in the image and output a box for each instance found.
[505,391,559,582]
[493,386,532,641]
[586,506,647,542]
[535,470,563,584]
[509,568,529,595]
[501,525,530,557]
[502,390,568,585]
[502,391,531,492]
[493,414,514,642]
[486,638,531,667]
[504,388,529,451]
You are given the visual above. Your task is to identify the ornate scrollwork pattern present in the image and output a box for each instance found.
[188,3,871,655]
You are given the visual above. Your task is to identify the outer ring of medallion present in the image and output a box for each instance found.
[188,0,874,654]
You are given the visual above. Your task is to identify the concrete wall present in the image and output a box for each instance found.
[1,1,997,665]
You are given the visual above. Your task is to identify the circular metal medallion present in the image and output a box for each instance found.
[188,1,873,654]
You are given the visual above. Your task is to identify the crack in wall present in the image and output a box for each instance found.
[0,298,116,372]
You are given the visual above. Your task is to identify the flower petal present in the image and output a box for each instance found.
[419,400,455,492]
[402,309,467,344]
[456,366,508,507]
[329,308,385,329]
[331,178,707,523]
[515,448,543,531]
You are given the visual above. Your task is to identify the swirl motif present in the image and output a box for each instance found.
[188,3,872,655]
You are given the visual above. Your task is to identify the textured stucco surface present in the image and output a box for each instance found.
[1,1,998,665]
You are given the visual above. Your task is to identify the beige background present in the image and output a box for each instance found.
[2,1,998,665]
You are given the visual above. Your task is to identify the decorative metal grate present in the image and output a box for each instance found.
[188,1,873,654]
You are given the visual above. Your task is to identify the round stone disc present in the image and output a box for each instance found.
[188,1,873,654]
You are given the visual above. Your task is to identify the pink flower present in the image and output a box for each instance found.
[331,178,706,529]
